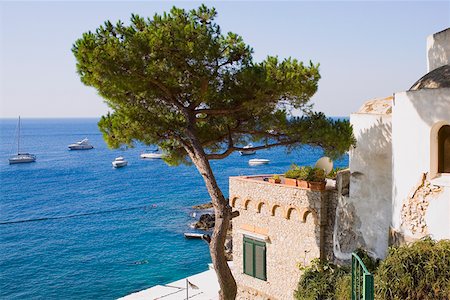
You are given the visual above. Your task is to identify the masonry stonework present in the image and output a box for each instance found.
[230,176,337,300]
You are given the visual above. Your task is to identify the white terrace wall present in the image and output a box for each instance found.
[334,98,392,259]
[229,176,336,300]
[391,88,450,242]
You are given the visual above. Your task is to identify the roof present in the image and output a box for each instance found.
[409,65,450,91]
[355,96,393,115]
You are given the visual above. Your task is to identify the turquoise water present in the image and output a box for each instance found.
[0,118,348,299]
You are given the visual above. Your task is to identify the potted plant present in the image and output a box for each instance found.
[308,168,326,191]
[268,175,281,184]
[296,166,312,188]
[284,165,301,186]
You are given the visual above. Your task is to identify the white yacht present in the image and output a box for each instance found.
[239,144,256,156]
[140,149,163,159]
[248,158,270,166]
[9,116,36,164]
[68,138,94,150]
[112,156,128,168]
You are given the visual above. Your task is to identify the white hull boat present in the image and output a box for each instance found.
[9,153,36,164]
[248,158,270,166]
[140,149,163,159]
[68,138,94,150]
[9,117,36,164]
[112,156,128,168]
[239,144,256,156]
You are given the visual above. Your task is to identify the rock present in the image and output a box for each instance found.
[193,213,215,230]
[192,202,213,210]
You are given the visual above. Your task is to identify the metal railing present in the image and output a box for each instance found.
[351,252,374,300]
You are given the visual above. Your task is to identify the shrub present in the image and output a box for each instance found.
[375,238,450,300]
[294,259,350,300]
[307,168,326,182]
[335,274,351,300]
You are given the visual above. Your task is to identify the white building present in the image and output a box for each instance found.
[339,28,450,259]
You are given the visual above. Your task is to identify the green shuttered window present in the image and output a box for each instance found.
[243,237,266,280]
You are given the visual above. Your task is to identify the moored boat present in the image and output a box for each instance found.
[9,116,36,164]
[112,156,128,168]
[239,144,256,156]
[248,158,270,166]
[68,138,94,150]
[140,149,163,159]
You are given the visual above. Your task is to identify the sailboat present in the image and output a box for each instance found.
[9,116,36,164]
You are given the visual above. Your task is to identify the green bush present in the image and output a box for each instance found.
[307,168,326,182]
[335,274,351,300]
[375,238,450,300]
[294,259,350,300]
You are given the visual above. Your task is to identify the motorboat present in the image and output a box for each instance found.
[140,149,163,159]
[239,144,256,156]
[68,138,94,150]
[248,158,270,166]
[112,156,128,168]
[9,116,36,164]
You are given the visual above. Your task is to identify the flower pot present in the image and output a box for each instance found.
[284,177,297,186]
[297,180,309,189]
[309,181,326,191]
[269,178,281,184]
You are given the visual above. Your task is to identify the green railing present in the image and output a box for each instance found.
[351,252,374,300]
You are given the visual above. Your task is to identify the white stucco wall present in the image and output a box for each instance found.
[427,28,450,72]
[346,109,392,258]
[391,88,450,240]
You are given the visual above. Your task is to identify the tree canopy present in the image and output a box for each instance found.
[73,5,354,163]
[73,6,355,299]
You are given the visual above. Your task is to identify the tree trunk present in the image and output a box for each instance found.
[186,139,237,300]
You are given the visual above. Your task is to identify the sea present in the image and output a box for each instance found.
[0,118,348,299]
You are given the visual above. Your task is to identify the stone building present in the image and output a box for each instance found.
[229,28,450,299]
[229,175,343,299]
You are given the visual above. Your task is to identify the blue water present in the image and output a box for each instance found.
[0,118,348,299]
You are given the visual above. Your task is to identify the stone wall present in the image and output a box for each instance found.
[230,176,337,300]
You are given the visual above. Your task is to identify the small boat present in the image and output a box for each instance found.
[68,138,94,150]
[184,233,206,239]
[112,156,128,168]
[248,158,270,166]
[9,117,36,164]
[239,144,256,156]
[140,149,163,159]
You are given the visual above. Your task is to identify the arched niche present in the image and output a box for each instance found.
[243,199,252,210]
[270,204,283,217]
[230,197,239,208]
[430,121,450,178]
[256,201,267,214]
[301,208,319,225]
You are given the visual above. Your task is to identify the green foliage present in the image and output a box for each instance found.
[295,259,350,300]
[72,5,355,165]
[283,165,325,182]
[335,275,351,300]
[375,238,450,300]
[308,168,325,182]
[272,175,280,180]
[326,167,347,179]
[295,249,377,300]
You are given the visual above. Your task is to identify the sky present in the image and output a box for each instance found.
[0,1,449,118]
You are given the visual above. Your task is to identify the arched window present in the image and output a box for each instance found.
[438,125,450,173]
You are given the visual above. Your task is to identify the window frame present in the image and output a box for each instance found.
[243,236,267,281]
[438,125,450,174]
